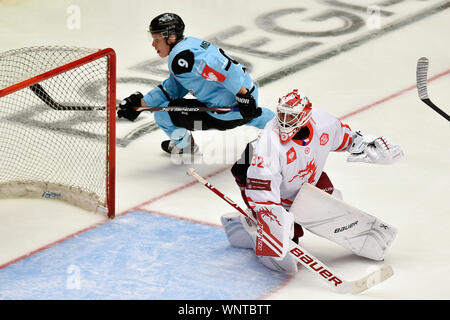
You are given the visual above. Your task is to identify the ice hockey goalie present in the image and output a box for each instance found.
[221,89,403,274]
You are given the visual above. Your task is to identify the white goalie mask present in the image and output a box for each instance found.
[277,89,312,143]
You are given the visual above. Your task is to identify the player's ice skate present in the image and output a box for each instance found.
[161,135,199,155]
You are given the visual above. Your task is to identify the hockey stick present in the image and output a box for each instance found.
[30,83,238,113]
[186,168,393,294]
[416,57,450,122]
[29,83,105,111]
[134,105,239,113]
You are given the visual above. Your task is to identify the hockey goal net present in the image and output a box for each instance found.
[0,46,116,218]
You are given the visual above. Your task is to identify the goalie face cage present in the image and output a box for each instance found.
[0,46,116,218]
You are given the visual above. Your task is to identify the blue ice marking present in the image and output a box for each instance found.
[0,211,288,299]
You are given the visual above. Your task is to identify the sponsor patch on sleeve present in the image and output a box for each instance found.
[246,178,271,191]
[286,147,297,164]
[201,64,226,82]
[320,133,329,146]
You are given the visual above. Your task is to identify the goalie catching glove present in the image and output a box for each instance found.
[117,91,143,121]
[347,131,404,165]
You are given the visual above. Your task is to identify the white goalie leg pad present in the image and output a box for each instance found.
[255,250,299,275]
[290,184,397,261]
[355,218,397,260]
[254,204,294,261]
[220,211,256,249]
[331,188,343,200]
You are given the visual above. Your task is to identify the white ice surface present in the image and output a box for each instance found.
[0,0,449,299]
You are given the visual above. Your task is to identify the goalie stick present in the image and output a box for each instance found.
[416,57,450,122]
[186,168,394,295]
[30,83,238,113]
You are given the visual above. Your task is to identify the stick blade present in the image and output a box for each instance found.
[416,57,429,100]
[351,265,394,295]
[186,168,196,176]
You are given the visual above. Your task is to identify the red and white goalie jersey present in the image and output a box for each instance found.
[245,108,353,211]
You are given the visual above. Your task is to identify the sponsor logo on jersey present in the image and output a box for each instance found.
[286,147,297,164]
[320,133,329,146]
[288,159,317,184]
[246,178,271,191]
[201,64,226,82]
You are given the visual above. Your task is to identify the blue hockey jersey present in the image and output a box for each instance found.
[143,36,274,148]
[143,36,256,110]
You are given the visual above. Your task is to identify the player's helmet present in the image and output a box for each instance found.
[149,13,185,40]
[276,89,312,143]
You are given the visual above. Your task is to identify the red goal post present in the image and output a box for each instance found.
[0,47,116,218]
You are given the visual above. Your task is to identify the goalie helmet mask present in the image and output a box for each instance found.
[149,13,185,43]
[277,89,312,143]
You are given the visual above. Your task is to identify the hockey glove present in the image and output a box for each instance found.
[236,91,262,119]
[117,91,144,121]
[347,131,404,165]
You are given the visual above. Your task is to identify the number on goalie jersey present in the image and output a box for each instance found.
[222,89,403,274]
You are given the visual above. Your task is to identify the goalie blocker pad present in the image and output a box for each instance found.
[254,204,294,261]
[290,184,397,261]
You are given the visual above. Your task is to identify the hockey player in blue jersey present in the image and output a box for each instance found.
[117,13,275,154]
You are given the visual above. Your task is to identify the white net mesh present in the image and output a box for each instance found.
[0,46,114,215]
